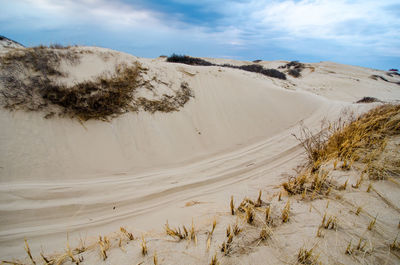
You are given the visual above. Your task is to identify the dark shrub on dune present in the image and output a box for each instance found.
[356,97,380,103]
[220,64,286,80]
[238,64,286,80]
[370,75,389,82]
[166,54,286,80]
[288,69,301,78]
[278,61,305,78]
[166,54,214,66]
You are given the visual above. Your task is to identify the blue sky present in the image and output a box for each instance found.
[1,0,399,70]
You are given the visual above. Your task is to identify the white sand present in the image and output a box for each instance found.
[0,47,399,263]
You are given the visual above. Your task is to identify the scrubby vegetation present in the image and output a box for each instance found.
[387,71,400,77]
[370,74,389,82]
[221,64,287,80]
[166,54,287,80]
[166,54,214,66]
[40,64,141,120]
[288,69,301,78]
[137,82,193,114]
[0,47,194,121]
[278,61,305,78]
[285,104,400,197]
[356,97,380,103]
[48,43,75,49]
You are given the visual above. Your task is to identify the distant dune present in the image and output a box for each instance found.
[0,43,399,264]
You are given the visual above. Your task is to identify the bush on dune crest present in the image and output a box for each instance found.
[279,61,305,78]
[221,63,287,80]
[166,54,287,80]
[166,54,214,66]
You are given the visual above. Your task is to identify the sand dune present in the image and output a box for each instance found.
[0,46,399,263]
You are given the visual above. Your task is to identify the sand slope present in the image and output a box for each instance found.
[0,47,399,262]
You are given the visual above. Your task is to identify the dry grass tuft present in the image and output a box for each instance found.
[390,234,400,251]
[355,206,362,215]
[339,179,349,190]
[189,220,197,244]
[282,175,307,195]
[245,206,255,224]
[281,104,400,206]
[153,251,158,265]
[282,171,331,199]
[368,215,377,230]
[221,224,236,255]
[74,236,87,254]
[1,261,25,265]
[345,240,352,255]
[65,236,81,264]
[209,253,220,265]
[232,222,242,236]
[345,238,370,256]
[40,252,54,265]
[293,104,400,175]
[238,198,255,212]
[23,239,36,265]
[352,175,363,189]
[259,225,272,240]
[141,235,148,256]
[281,200,290,223]
[356,238,366,252]
[316,226,324,238]
[226,225,232,238]
[165,222,188,240]
[367,183,372,193]
[265,205,272,225]
[120,227,134,241]
[211,219,217,235]
[297,245,319,264]
[206,219,217,251]
[220,233,234,255]
[98,236,110,261]
[255,190,263,207]
[118,237,125,252]
[165,221,197,243]
[230,196,235,215]
[322,215,337,230]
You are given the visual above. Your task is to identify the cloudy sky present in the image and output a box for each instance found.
[1,0,399,70]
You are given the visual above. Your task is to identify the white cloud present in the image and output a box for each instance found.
[218,0,400,56]
[250,0,399,41]
[2,0,244,46]
[14,0,166,30]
